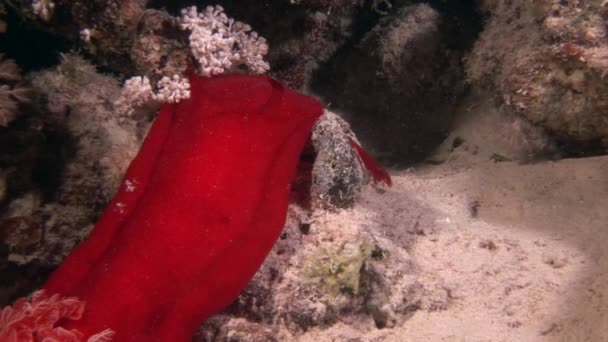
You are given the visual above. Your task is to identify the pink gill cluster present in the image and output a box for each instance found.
[0,291,113,342]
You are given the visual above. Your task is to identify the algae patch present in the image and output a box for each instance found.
[302,241,373,297]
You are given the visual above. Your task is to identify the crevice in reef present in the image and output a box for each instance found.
[418,0,484,51]
[0,5,66,72]
[0,114,73,205]
[309,0,484,165]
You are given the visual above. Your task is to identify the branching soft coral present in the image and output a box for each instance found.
[179,5,270,77]
[115,5,270,115]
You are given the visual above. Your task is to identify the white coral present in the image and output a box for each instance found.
[179,5,270,76]
[114,5,269,113]
[154,74,191,103]
[114,76,154,115]
[114,74,192,114]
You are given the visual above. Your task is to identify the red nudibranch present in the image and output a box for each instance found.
[3,74,390,341]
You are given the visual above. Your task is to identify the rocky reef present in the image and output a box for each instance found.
[1,0,607,340]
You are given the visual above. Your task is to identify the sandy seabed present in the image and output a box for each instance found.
[297,154,608,342]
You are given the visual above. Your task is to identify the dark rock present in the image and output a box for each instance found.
[312,4,465,164]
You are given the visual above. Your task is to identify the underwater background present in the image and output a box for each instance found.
[1,0,607,341]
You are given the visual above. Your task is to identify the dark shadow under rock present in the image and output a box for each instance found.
[311,3,466,165]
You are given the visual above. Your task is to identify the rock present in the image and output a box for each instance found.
[466,0,608,145]
[312,4,464,164]
[23,54,144,265]
[130,9,190,80]
[310,110,369,210]
[196,317,278,342]
[199,188,433,338]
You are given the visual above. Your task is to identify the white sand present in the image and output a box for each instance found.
[295,93,608,341]
[297,155,608,341]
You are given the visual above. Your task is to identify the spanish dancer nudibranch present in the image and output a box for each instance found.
[1,74,390,341]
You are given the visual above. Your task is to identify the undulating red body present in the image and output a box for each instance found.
[41,74,390,341]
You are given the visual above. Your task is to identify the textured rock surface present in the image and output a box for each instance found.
[310,110,369,209]
[196,190,440,340]
[466,0,608,144]
[10,0,147,73]
[129,9,189,81]
[0,55,144,285]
